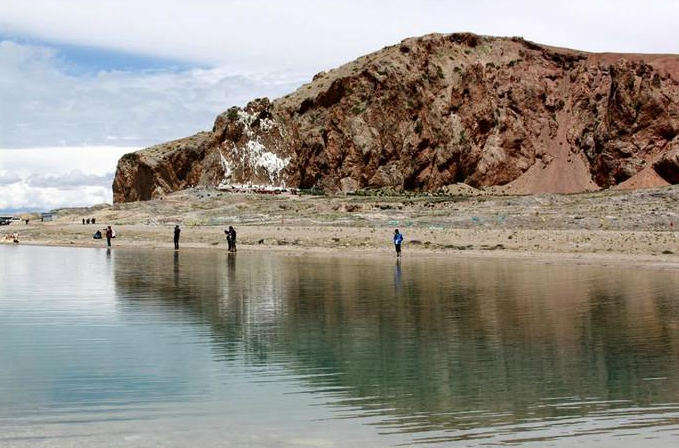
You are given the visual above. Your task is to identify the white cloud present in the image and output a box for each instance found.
[0,146,133,211]
[26,170,113,189]
[0,146,132,176]
[0,0,678,72]
[0,182,113,212]
[0,39,306,211]
[0,40,308,148]
[0,171,21,185]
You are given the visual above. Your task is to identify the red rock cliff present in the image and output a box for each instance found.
[113,33,679,202]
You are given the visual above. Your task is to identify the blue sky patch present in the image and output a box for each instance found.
[0,32,205,74]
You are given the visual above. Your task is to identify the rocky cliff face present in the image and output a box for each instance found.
[113,33,679,202]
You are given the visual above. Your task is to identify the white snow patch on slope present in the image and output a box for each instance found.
[219,149,233,180]
[219,109,289,188]
[244,140,290,184]
[236,110,277,136]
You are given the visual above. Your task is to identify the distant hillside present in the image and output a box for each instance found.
[113,32,679,202]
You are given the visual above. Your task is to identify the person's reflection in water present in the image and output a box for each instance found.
[106,248,111,259]
[394,258,402,294]
[173,251,179,287]
[227,252,236,283]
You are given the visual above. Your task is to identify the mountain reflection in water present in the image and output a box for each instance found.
[2,245,679,446]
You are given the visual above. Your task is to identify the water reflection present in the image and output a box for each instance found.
[394,259,402,293]
[3,245,679,446]
[110,249,679,444]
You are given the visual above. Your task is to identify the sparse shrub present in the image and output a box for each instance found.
[299,187,325,196]
[227,108,239,120]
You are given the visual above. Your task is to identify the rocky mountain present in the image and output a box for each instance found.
[113,33,679,202]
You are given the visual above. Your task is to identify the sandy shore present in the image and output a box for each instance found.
[4,185,679,269]
[6,223,679,271]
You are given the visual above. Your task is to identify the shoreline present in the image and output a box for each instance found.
[4,186,679,271]
[9,233,679,271]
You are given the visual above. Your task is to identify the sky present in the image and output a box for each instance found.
[0,0,678,212]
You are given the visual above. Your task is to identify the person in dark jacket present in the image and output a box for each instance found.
[173,225,181,250]
[224,228,232,251]
[228,226,237,252]
[105,226,113,247]
[393,229,403,258]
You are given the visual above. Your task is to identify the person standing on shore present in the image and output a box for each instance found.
[228,226,237,252]
[393,229,403,258]
[173,225,181,250]
[105,226,113,247]
[225,228,232,251]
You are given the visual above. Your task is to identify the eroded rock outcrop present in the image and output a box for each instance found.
[113,33,679,202]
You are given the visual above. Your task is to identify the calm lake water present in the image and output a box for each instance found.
[2,245,679,447]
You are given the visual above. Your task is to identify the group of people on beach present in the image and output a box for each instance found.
[82,218,96,225]
[99,224,403,257]
[171,225,237,252]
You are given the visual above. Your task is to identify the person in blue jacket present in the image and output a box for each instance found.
[393,229,403,258]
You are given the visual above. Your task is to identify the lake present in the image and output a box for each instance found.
[2,245,679,447]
